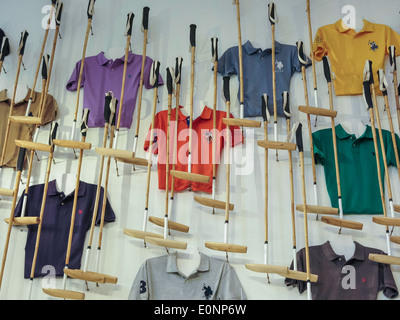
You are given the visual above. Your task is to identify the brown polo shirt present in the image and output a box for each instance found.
[285,241,398,300]
[0,89,58,168]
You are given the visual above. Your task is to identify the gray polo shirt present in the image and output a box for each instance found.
[217,41,309,118]
[285,241,398,300]
[129,253,246,300]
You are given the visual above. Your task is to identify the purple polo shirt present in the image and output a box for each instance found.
[66,51,164,128]
[14,180,115,279]
[285,241,398,300]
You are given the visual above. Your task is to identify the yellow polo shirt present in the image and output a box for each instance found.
[313,19,400,96]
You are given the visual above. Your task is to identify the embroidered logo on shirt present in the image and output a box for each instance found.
[140,280,147,294]
[368,41,378,51]
[186,116,190,128]
[79,209,83,214]
[205,131,213,144]
[315,34,322,44]
[202,284,213,300]
[276,60,284,72]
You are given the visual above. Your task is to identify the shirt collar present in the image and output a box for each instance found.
[335,19,374,34]
[336,124,373,140]
[322,241,365,262]
[174,105,190,122]
[96,51,134,66]
[166,252,210,274]
[243,40,281,55]
[0,89,37,104]
[199,106,213,120]
[48,179,87,197]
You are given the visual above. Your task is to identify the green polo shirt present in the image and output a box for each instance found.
[312,124,400,215]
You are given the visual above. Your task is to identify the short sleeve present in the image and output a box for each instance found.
[385,130,400,168]
[217,264,247,300]
[66,59,85,91]
[143,56,164,90]
[217,47,238,77]
[128,262,149,300]
[284,248,307,293]
[313,27,329,62]
[40,94,58,125]
[93,187,115,228]
[378,252,399,298]
[312,130,326,165]
[386,27,400,55]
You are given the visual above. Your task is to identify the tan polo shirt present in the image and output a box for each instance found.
[0,89,58,168]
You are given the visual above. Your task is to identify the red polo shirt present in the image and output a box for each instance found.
[144,106,243,193]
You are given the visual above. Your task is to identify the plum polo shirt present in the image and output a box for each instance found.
[285,241,398,300]
[14,180,115,279]
[217,41,309,118]
[144,106,243,193]
[312,124,400,215]
[129,252,247,300]
[66,51,163,128]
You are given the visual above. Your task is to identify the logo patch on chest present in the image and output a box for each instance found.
[202,284,213,300]
[368,41,378,51]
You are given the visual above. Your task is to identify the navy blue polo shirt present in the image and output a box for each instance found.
[14,180,115,279]
[217,41,309,118]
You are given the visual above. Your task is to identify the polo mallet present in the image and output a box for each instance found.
[296,48,339,222]
[297,40,324,215]
[17,55,50,219]
[168,59,183,225]
[283,92,299,270]
[0,148,27,290]
[389,46,400,133]
[131,7,150,161]
[0,29,10,75]
[249,95,312,283]
[123,61,164,245]
[25,0,57,117]
[296,123,318,300]
[113,12,135,158]
[71,0,96,156]
[375,69,400,219]
[246,120,318,284]
[268,2,279,161]
[362,62,400,266]
[362,61,393,258]
[110,13,148,172]
[306,0,320,127]
[64,97,118,290]
[194,38,235,214]
[170,25,210,186]
[43,110,91,300]
[145,67,188,251]
[377,69,400,204]
[247,94,271,282]
[0,30,29,167]
[205,76,247,262]
[231,0,262,130]
[296,41,336,219]
[64,93,116,291]
[319,56,363,232]
[20,2,64,147]
[17,122,59,300]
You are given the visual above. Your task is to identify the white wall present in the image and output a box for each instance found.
[0,0,399,301]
